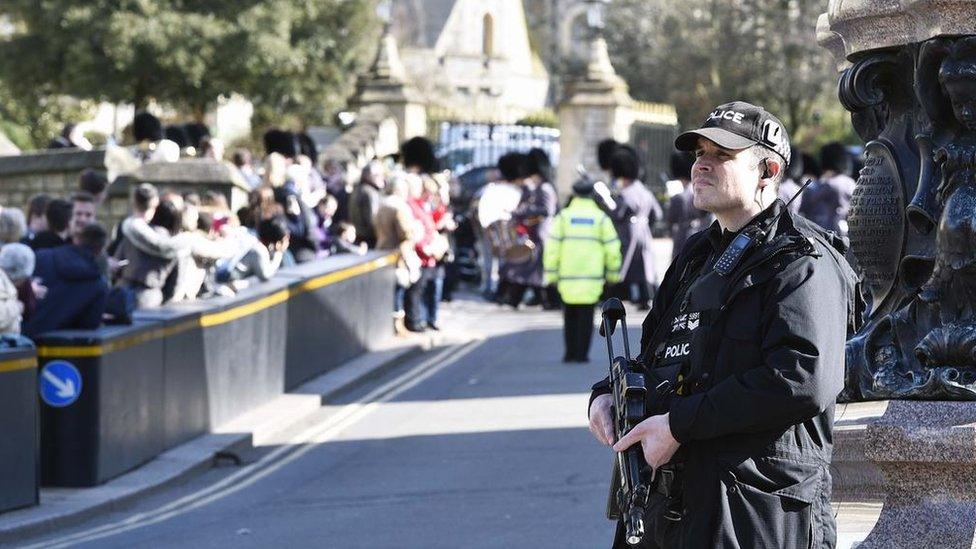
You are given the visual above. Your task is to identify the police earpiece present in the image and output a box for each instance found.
[756,159,771,207]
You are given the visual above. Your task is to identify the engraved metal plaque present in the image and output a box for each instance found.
[847,140,907,312]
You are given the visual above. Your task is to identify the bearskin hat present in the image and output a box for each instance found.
[264,129,299,159]
[786,146,804,181]
[597,139,620,171]
[497,152,529,182]
[609,145,641,180]
[297,133,320,164]
[819,142,852,176]
[184,123,210,149]
[400,136,438,174]
[133,111,164,142]
[669,151,694,181]
[165,125,191,149]
[526,148,552,182]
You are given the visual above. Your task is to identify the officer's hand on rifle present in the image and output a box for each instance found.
[588,393,615,446]
[613,413,681,477]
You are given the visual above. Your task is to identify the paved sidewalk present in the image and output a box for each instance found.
[836,501,883,549]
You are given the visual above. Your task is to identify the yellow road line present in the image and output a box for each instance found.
[0,357,38,372]
[36,254,396,358]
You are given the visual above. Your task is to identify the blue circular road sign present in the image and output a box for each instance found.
[40,360,82,407]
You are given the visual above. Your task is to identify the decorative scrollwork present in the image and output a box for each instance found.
[839,54,900,142]
[841,36,976,402]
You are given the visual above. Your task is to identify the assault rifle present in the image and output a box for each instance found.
[576,164,617,210]
[600,298,653,546]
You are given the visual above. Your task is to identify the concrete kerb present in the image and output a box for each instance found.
[0,330,471,543]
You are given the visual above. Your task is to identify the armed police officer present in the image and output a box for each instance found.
[588,101,860,548]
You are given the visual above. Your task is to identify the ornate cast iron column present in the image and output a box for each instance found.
[819,4,976,401]
[820,5,976,547]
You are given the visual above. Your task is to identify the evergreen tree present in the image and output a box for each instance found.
[0,0,378,145]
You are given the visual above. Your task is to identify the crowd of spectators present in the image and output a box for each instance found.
[0,183,113,339]
[2,108,862,343]
[8,111,495,340]
[0,111,398,342]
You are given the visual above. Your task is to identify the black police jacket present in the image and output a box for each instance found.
[591,200,860,549]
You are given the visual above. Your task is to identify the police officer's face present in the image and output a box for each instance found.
[691,138,762,214]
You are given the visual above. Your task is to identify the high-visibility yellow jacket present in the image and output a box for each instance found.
[543,197,622,305]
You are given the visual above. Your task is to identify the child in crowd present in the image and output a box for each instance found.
[331,222,367,256]
[313,194,338,251]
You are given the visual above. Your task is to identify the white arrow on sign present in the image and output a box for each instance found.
[43,370,77,399]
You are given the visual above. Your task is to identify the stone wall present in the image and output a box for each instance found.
[0,149,107,211]
[0,150,249,230]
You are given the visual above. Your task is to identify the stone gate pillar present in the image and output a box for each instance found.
[555,35,634,196]
[349,27,427,143]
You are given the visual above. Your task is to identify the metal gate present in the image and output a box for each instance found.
[433,122,560,176]
[630,121,680,193]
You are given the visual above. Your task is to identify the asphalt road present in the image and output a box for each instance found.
[18,297,640,549]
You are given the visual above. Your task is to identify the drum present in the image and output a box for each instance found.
[485,219,519,255]
[503,237,535,264]
[485,219,535,264]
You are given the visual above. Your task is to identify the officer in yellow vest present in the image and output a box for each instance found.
[544,179,622,362]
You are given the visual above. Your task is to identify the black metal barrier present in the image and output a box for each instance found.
[0,347,39,511]
[276,254,396,389]
[35,252,395,487]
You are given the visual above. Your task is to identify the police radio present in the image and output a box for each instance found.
[714,179,812,277]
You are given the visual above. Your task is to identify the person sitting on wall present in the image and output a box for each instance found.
[47,123,93,151]
[199,135,225,161]
[25,198,71,251]
[24,223,110,338]
[131,112,180,163]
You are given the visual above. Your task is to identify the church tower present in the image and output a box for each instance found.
[389,0,550,122]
